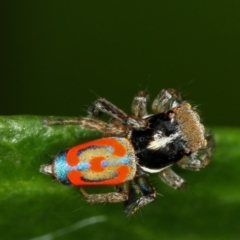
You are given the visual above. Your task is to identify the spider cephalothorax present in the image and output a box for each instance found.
[131,102,207,173]
[41,88,214,215]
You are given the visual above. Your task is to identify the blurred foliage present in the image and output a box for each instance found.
[0,116,239,240]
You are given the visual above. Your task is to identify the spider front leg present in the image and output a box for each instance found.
[124,176,156,216]
[88,98,147,128]
[79,187,128,204]
[178,133,215,170]
[152,88,184,113]
[158,167,186,189]
[131,91,149,118]
[43,117,127,136]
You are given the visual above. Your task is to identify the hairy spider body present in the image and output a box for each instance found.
[41,89,214,215]
[131,102,207,172]
[131,112,185,171]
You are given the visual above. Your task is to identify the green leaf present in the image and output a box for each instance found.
[0,116,239,240]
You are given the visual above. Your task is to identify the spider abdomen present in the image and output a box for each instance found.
[40,137,137,186]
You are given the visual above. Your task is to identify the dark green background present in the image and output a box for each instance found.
[1,1,240,240]
[1,1,240,126]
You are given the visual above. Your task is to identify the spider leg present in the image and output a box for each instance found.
[79,187,128,204]
[152,88,184,113]
[88,98,147,128]
[122,91,158,214]
[178,133,214,170]
[43,118,127,136]
[124,176,156,216]
[158,167,186,189]
[131,91,149,118]
[115,181,137,209]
